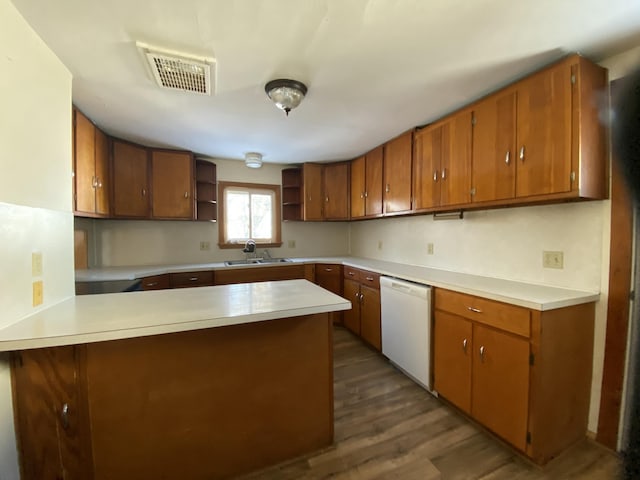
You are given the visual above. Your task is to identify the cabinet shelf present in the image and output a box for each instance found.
[281,167,303,221]
[195,160,217,221]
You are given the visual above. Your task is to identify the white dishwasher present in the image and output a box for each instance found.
[380,276,433,392]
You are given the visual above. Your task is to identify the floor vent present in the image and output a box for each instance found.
[137,42,215,95]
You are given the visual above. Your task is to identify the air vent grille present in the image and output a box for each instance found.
[138,43,215,95]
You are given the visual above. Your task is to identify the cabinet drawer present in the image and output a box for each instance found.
[343,265,360,280]
[360,270,380,290]
[140,274,170,290]
[434,288,530,338]
[170,271,214,288]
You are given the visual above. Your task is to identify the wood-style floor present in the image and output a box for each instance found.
[238,326,620,479]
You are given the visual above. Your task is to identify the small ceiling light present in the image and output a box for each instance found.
[265,79,308,116]
[245,152,263,169]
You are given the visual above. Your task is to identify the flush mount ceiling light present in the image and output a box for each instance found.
[245,152,263,169]
[265,79,308,116]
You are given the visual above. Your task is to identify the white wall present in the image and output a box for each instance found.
[81,158,350,267]
[0,0,73,477]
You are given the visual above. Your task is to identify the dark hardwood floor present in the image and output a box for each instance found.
[238,326,620,479]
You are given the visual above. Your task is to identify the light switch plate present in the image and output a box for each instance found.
[33,281,43,306]
[543,251,564,269]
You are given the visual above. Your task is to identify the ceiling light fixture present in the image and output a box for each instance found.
[265,79,308,116]
[245,152,263,169]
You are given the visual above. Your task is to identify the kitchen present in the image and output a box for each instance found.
[2,0,640,478]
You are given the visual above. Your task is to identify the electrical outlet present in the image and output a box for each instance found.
[543,251,564,269]
[288,240,296,248]
[199,241,211,251]
[427,243,434,255]
[32,252,43,276]
[32,281,43,306]
[377,240,383,250]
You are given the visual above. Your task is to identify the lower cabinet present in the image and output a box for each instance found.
[343,266,381,351]
[433,287,595,464]
[170,270,215,288]
[140,274,170,290]
[215,264,305,285]
[314,263,343,324]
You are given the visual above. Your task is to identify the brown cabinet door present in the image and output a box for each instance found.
[303,163,323,220]
[471,91,517,202]
[315,264,342,294]
[112,140,150,218]
[360,284,381,351]
[343,278,361,335]
[383,130,413,213]
[140,274,171,290]
[323,162,349,220]
[94,128,110,215]
[73,109,96,214]
[151,150,194,219]
[12,347,93,480]
[350,156,365,218]
[365,146,384,216]
[441,111,472,206]
[516,62,572,198]
[471,324,530,451]
[413,125,442,210]
[433,311,472,413]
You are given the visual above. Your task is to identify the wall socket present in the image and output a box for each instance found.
[543,251,564,269]
[32,252,43,276]
[427,243,434,255]
[288,240,296,248]
[32,281,43,306]
[199,241,211,251]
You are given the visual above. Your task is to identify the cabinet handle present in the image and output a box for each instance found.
[360,192,365,199]
[365,276,374,281]
[146,282,158,287]
[479,345,486,362]
[325,196,329,203]
[61,403,70,430]
[385,184,390,193]
[364,191,368,198]
[142,188,146,197]
[433,170,438,182]
[324,268,333,272]
[91,176,97,188]
[348,271,355,276]
[462,338,468,352]
[441,168,446,180]
[467,306,482,313]
[359,292,364,302]
[519,146,525,162]
[97,177,103,188]
[184,191,189,198]
[354,292,360,299]
[189,277,199,281]
[505,151,510,165]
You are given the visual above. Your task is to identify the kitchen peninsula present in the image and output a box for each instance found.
[3,280,350,480]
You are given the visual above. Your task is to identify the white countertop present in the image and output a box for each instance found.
[0,280,350,352]
[76,256,599,311]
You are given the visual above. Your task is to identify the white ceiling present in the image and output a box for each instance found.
[11,0,640,165]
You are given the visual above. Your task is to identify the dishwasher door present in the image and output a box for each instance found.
[380,276,432,391]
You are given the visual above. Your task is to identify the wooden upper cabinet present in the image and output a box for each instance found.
[112,140,150,218]
[413,111,471,210]
[303,163,323,220]
[350,147,383,219]
[73,109,110,217]
[323,162,349,220]
[383,130,413,214]
[151,150,195,219]
[516,61,573,198]
[471,90,517,203]
[350,156,366,218]
[413,124,442,210]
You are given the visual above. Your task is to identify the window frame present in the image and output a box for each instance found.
[217,181,282,249]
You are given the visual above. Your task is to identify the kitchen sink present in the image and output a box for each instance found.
[224,258,291,266]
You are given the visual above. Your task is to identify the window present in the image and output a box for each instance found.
[218,181,282,248]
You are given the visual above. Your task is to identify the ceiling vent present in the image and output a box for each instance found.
[137,42,215,95]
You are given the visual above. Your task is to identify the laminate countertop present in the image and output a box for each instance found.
[0,280,350,352]
[75,256,599,311]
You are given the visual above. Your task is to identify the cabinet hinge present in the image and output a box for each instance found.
[526,431,532,444]
[570,74,576,85]
[529,353,535,366]
[570,171,576,183]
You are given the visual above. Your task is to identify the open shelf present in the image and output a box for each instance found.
[195,160,217,221]
[281,167,303,221]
